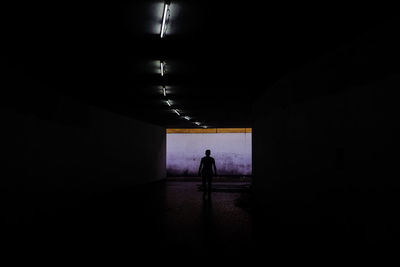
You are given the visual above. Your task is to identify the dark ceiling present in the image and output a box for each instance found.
[5,1,392,128]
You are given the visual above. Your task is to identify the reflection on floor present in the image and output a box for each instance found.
[165,181,253,257]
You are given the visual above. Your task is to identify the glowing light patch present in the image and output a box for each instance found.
[173,109,180,116]
[163,87,166,96]
[183,116,191,120]
[194,122,201,126]
[166,100,172,106]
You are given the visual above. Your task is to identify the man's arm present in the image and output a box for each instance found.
[198,158,203,176]
[213,159,217,176]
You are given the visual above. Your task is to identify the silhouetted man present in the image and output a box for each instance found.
[198,149,217,196]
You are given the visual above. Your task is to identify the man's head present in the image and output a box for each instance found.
[205,149,211,156]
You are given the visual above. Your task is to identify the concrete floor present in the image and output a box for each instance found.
[2,180,392,263]
[1,180,255,263]
[164,182,253,255]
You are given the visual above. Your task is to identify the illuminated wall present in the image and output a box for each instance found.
[167,129,252,176]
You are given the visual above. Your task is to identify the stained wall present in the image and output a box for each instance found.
[167,130,252,176]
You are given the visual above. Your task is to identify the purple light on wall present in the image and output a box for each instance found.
[167,132,252,176]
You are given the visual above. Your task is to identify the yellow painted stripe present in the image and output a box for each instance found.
[167,128,216,133]
[166,128,252,133]
[217,128,246,133]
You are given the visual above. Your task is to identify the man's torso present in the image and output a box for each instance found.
[201,156,215,176]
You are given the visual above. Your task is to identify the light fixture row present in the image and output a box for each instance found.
[158,1,207,128]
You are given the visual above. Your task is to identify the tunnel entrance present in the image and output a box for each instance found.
[166,128,252,181]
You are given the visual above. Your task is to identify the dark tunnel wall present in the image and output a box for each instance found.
[1,95,166,194]
[252,19,400,248]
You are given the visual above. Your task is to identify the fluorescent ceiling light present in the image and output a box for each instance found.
[160,61,165,76]
[160,3,169,38]
[183,116,191,120]
[166,100,172,106]
[163,87,166,96]
[194,122,201,126]
[173,109,180,116]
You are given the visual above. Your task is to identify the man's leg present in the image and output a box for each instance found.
[207,176,212,195]
[202,175,207,193]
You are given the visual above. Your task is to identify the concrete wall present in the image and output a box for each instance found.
[252,19,400,249]
[1,95,166,193]
[167,133,252,176]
